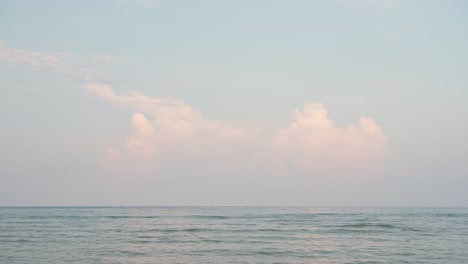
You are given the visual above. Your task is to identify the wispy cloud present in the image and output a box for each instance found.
[0,40,92,82]
[0,40,129,83]
[93,55,129,65]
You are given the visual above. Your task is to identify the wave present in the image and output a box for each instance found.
[160,228,214,233]
[432,213,468,218]
[188,215,230,219]
[104,215,161,219]
[335,223,398,229]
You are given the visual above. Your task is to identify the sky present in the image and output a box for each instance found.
[0,0,467,206]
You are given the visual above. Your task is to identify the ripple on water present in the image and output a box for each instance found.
[1,207,467,263]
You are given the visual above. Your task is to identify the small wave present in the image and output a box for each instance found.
[136,235,154,239]
[433,213,468,218]
[104,216,130,219]
[160,228,214,233]
[117,250,146,256]
[322,222,401,233]
[255,250,293,256]
[198,238,224,243]
[330,223,398,229]
[3,239,31,243]
[20,215,92,220]
[256,228,280,232]
[189,215,230,220]
[401,226,425,232]
[131,239,153,244]
[104,215,160,219]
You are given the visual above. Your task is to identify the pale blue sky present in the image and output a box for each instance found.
[0,0,467,206]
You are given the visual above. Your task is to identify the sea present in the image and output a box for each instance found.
[1,207,467,263]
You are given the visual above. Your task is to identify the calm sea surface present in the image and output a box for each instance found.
[1,207,467,263]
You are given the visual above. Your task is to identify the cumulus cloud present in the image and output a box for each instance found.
[85,83,252,176]
[259,103,387,179]
[1,40,388,182]
[84,83,246,138]
[86,83,387,180]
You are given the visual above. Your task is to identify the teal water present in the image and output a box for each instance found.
[1,207,467,263]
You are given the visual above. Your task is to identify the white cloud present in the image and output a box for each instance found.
[86,83,387,180]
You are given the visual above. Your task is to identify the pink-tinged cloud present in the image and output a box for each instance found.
[0,40,64,67]
[0,39,127,83]
[85,83,388,180]
[258,103,387,179]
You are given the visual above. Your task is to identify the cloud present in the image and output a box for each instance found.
[86,83,387,180]
[85,83,251,176]
[1,40,388,182]
[0,40,128,83]
[93,55,129,64]
[0,40,92,82]
[84,83,246,138]
[259,103,387,178]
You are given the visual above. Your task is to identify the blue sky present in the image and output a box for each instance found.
[0,0,467,206]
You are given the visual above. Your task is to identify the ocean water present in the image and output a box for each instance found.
[1,207,467,263]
